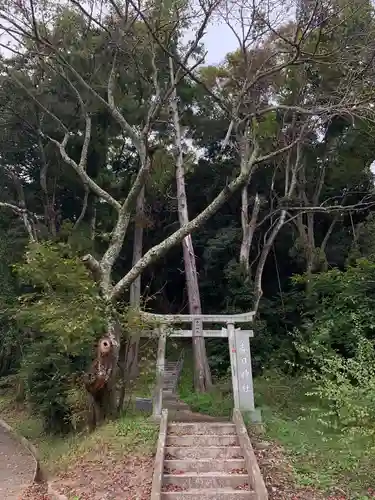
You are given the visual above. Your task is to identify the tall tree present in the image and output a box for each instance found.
[0,0,374,420]
[169,57,212,391]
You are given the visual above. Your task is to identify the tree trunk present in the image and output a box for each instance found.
[240,189,260,273]
[85,313,122,428]
[253,210,287,313]
[295,212,316,294]
[182,235,212,391]
[170,58,212,392]
[127,187,145,379]
[176,150,212,392]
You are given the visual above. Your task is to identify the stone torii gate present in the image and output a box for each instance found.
[141,311,260,422]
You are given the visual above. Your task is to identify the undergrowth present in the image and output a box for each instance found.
[255,370,375,498]
[178,356,375,497]
[0,391,158,474]
[178,349,233,418]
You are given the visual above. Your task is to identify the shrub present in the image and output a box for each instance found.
[290,259,375,438]
[293,259,375,355]
[296,337,375,437]
[13,241,104,433]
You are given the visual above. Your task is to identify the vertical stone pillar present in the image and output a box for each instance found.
[235,329,255,412]
[153,325,166,420]
[227,322,240,409]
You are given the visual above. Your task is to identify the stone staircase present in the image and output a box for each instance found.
[151,357,267,499]
[162,360,191,415]
[163,361,180,392]
[160,421,256,499]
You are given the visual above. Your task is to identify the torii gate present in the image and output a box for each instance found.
[140,311,261,422]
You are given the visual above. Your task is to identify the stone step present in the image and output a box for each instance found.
[164,458,246,473]
[165,446,244,460]
[168,422,236,435]
[164,403,190,411]
[163,398,181,405]
[163,391,178,398]
[163,473,249,489]
[161,490,256,500]
[168,412,228,423]
[164,406,191,413]
[166,435,239,447]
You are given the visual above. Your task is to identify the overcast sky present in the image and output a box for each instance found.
[199,22,238,65]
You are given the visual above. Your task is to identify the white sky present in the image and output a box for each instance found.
[197,22,238,65]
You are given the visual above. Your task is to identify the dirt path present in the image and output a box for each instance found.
[0,424,34,499]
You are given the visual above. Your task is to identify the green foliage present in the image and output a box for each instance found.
[255,371,375,495]
[182,387,233,418]
[297,338,375,437]
[293,259,375,355]
[12,241,104,433]
[15,241,105,351]
[20,337,90,434]
[116,413,158,447]
[179,354,233,417]
[354,213,375,259]
[289,260,375,439]
[0,225,28,375]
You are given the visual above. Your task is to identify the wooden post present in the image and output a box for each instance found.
[227,322,240,409]
[153,325,166,420]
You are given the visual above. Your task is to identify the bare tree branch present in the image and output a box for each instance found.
[74,185,90,229]
[109,138,313,298]
[0,201,37,242]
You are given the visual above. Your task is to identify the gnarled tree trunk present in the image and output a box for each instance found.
[170,58,212,392]
[240,189,260,273]
[127,187,145,378]
[84,317,122,429]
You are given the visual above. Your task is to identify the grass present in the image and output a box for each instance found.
[178,349,233,418]
[177,358,375,498]
[0,340,160,476]
[0,388,158,474]
[254,371,375,498]
[5,339,374,498]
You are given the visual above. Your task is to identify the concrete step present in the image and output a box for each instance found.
[163,398,181,405]
[164,458,246,473]
[166,435,239,447]
[165,446,244,460]
[164,403,190,412]
[168,411,228,423]
[163,391,178,398]
[161,490,256,500]
[168,422,236,435]
[163,473,249,489]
